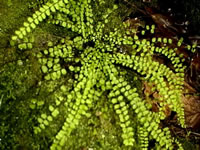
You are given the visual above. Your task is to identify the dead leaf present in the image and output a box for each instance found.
[182,95,200,130]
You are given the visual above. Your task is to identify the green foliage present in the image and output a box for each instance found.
[4,0,197,149]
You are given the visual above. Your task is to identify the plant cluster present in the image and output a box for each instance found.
[10,0,197,149]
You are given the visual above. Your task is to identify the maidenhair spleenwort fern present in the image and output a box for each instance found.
[10,0,196,149]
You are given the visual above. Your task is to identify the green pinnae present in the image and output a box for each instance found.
[49,105,54,112]
[41,65,48,73]
[61,68,67,75]
[41,113,47,119]
[47,116,53,122]
[52,109,59,117]
[47,61,53,68]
